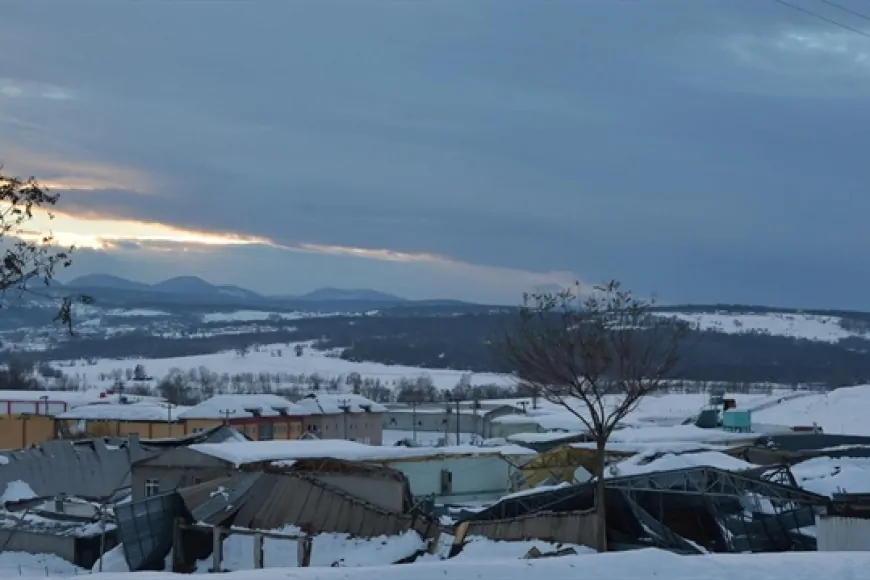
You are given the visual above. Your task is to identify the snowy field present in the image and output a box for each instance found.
[490,391,796,431]
[660,311,866,342]
[50,343,512,392]
[752,385,870,434]
[24,548,870,579]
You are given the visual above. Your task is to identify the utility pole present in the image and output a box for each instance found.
[338,399,351,440]
[411,399,418,444]
[453,396,463,445]
[167,402,178,433]
[219,409,235,425]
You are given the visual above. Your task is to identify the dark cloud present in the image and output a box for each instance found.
[2,0,870,306]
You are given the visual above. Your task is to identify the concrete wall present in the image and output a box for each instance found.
[132,464,236,500]
[489,420,543,440]
[303,412,382,445]
[387,455,515,502]
[0,529,77,565]
[384,407,521,439]
[132,447,234,500]
[0,415,56,449]
[384,410,483,436]
[186,417,303,441]
[60,420,187,440]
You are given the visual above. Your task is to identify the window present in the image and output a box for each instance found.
[192,427,205,434]
[258,422,274,441]
[144,479,160,497]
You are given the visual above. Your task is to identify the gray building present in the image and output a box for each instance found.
[130,439,536,504]
[382,404,522,439]
[295,394,386,445]
[130,445,408,510]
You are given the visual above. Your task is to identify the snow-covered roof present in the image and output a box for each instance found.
[56,402,189,422]
[507,431,586,444]
[295,394,387,414]
[188,440,535,466]
[0,390,94,404]
[606,424,756,445]
[177,395,311,420]
[607,450,754,478]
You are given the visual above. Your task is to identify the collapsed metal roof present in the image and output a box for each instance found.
[116,468,437,571]
[0,425,247,502]
[461,465,831,554]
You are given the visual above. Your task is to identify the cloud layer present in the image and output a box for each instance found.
[2,0,870,306]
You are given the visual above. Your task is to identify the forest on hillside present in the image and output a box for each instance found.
[0,311,868,386]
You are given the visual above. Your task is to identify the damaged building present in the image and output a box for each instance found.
[455,465,831,554]
[114,458,437,572]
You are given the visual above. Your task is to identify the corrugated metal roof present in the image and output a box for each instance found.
[177,473,261,526]
[0,437,153,500]
[177,471,436,539]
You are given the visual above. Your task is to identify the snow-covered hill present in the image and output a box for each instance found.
[659,311,866,342]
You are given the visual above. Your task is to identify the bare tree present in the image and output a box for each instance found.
[0,170,90,330]
[503,280,689,552]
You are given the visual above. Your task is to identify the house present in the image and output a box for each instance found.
[130,439,536,503]
[295,394,385,445]
[55,401,189,439]
[0,390,105,449]
[176,394,309,441]
[382,403,522,440]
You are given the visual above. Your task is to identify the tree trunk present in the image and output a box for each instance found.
[594,440,608,552]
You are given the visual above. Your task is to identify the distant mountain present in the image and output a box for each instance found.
[60,274,406,305]
[294,287,406,302]
[152,276,225,295]
[66,274,150,291]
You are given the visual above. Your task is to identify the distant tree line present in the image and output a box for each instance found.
[3,311,870,386]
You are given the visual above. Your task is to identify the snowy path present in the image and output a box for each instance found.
[29,549,870,580]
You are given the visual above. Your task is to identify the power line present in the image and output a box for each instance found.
[817,0,870,22]
[772,0,870,38]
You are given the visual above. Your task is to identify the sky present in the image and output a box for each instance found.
[1,0,869,307]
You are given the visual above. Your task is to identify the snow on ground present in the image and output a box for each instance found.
[659,311,864,342]
[753,385,870,434]
[790,456,870,496]
[92,545,129,573]
[423,534,593,561]
[490,392,777,431]
[194,530,426,572]
[30,548,870,579]
[105,309,171,317]
[201,311,337,323]
[0,551,85,577]
[51,344,512,392]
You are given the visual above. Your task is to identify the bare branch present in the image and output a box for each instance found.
[501,280,689,551]
[0,170,91,333]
